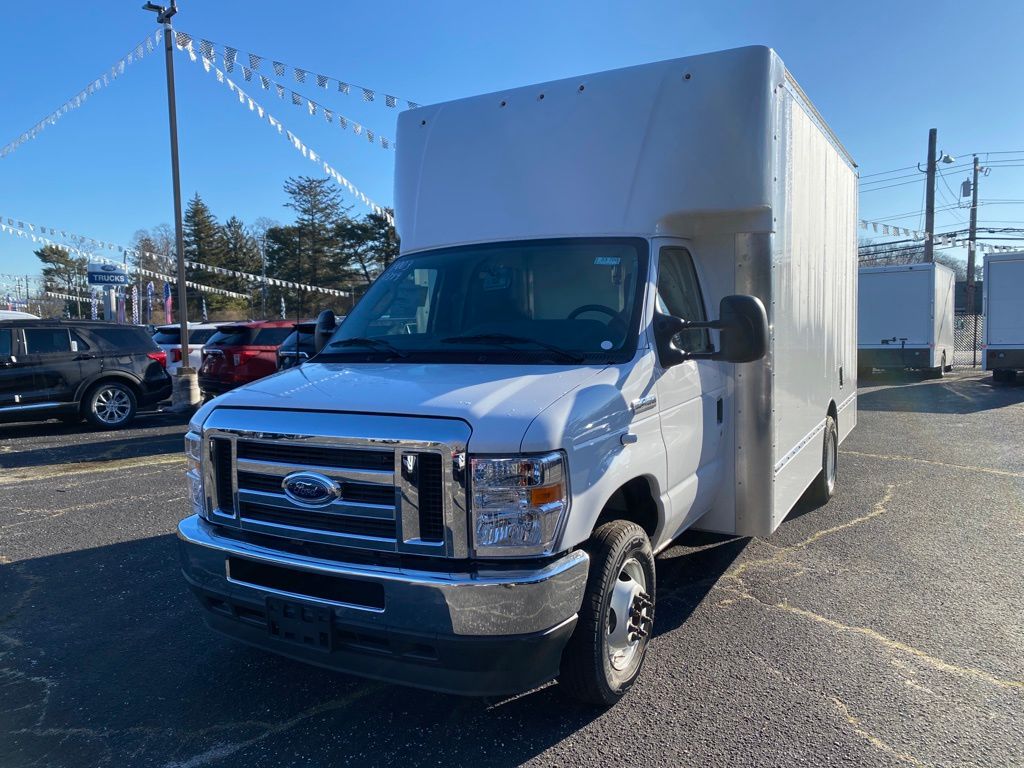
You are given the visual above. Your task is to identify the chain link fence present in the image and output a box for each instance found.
[953,312,984,369]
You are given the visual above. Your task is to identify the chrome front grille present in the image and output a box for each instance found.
[200,409,469,558]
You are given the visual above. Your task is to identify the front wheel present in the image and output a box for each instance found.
[806,415,838,505]
[559,520,656,706]
[84,381,137,430]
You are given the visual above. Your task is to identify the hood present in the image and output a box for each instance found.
[207,361,608,453]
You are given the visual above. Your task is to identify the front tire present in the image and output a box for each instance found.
[807,415,838,505]
[84,381,137,430]
[559,520,655,706]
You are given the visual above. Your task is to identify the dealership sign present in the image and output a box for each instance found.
[87,262,129,286]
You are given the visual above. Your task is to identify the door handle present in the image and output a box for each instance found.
[716,397,724,423]
[74,354,96,360]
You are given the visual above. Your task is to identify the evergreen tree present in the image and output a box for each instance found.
[183,193,245,318]
[281,176,352,316]
[34,244,88,318]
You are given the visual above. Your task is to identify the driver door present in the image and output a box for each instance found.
[654,246,725,537]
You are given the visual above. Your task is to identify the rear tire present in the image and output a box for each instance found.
[84,381,137,430]
[559,520,655,707]
[806,415,838,506]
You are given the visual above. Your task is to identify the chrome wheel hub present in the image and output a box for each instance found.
[94,388,131,424]
[607,557,653,672]
[825,430,837,493]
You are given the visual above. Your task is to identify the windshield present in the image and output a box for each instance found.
[320,238,647,364]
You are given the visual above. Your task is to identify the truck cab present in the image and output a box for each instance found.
[178,46,857,705]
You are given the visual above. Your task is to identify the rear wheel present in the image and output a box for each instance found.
[84,381,137,430]
[559,520,655,706]
[930,353,946,379]
[807,415,838,505]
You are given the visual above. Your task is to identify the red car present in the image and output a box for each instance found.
[198,320,296,398]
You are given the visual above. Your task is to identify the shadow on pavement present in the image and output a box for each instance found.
[858,373,1024,414]
[654,531,747,638]
[0,412,189,469]
[0,534,610,767]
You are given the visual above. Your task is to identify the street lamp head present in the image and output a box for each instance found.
[939,153,956,164]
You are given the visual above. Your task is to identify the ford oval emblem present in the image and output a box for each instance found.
[282,472,341,507]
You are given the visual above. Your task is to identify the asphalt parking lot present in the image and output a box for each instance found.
[1,371,1022,767]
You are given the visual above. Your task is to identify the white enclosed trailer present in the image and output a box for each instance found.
[983,251,1024,381]
[857,263,955,376]
[179,46,858,704]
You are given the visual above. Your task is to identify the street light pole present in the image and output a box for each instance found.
[144,0,198,407]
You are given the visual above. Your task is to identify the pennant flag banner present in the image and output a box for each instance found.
[0,30,163,160]
[857,219,927,240]
[131,284,140,325]
[0,216,353,296]
[91,292,99,320]
[175,31,420,111]
[172,37,394,227]
[210,58,394,150]
[0,220,250,299]
[855,217,1017,253]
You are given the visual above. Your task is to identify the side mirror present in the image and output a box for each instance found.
[654,294,768,368]
[313,310,337,354]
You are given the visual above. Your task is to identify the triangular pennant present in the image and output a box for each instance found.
[316,74,328,89]
[249,53,262,70]
[273,61,285,76]
[362,88,374,102]
[385,94,397,108]
[294,67,306,83]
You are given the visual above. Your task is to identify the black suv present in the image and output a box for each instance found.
[0,320,172,429]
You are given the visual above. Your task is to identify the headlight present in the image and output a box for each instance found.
[184,431,205,516]
[470,451,569,557]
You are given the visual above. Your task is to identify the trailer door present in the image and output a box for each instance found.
[858,270,931,346]
[988,259,1024,345]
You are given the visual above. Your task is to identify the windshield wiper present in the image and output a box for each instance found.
[441,333,585,363]
[327,337,409,358]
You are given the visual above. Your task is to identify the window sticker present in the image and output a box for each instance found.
[600,340,613,350]
[381,260,413,282]
[594,256,621,266]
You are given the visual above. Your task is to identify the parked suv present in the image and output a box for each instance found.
[198,320,294,397]
[0,320,172,429]
[152,322,219,374]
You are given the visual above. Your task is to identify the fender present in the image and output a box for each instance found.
[74,370,144,403]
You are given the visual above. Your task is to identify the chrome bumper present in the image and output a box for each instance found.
[177,515,589,637]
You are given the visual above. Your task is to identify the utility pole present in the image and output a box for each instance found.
[144,0,198,407]
[967,155,982,367]
[923,128,937,262]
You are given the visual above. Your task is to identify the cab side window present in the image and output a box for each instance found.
[0,329,11,357]
[24,328,72,355]
[656,248,710,352]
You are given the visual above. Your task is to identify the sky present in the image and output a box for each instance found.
[1,0,1022,289]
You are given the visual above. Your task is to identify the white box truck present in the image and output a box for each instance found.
[983,251,1024,382]
[177,46,857,705]
[857,263,955,377]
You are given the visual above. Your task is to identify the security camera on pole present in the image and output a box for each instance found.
[143,0,199,408]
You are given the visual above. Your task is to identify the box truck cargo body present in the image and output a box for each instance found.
[178,46,858,704]
[858,263,955,375]
[983,251,1024,381]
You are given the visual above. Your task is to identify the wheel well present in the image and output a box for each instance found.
[78,375,141,410]
[594,477,659,539]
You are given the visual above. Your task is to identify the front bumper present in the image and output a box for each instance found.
[177,515,589,696]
